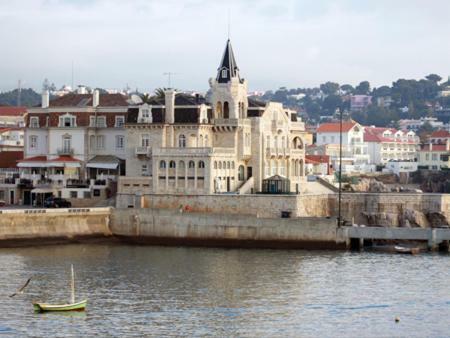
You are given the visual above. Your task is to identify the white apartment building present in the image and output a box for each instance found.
[18,91,128,205]
[364,127,419,165]
[316,121,369,171]
[417,142,450,170]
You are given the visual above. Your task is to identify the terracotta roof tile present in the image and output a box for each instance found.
[0,106,27,116]
[0,151,23,168]
[48,93,128,107]
[420,144,449,152]
[317,122,357,133]
[430,130,450,138]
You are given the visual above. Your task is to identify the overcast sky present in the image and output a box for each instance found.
[1,0,449,93]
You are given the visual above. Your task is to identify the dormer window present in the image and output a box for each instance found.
[58,113,76,127]
[30,117,39,128]
[222,69,227,78]
[139,104,152,123]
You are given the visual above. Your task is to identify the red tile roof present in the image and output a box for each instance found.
[305,154,330,164]
[48,93,128,107]
[430,130,450,138]
[0,151,23,168]
[364,126,416,144]
[420,144,449,152]
[316,122,357,133]
[0,106,27,116]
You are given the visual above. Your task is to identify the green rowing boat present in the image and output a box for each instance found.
[33,265,87,313]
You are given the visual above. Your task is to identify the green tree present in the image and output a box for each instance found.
[425,74,442,84]
[322,94,343,114]
[320,82,340,96]
[340,84,354,94]
[355,81,370,95]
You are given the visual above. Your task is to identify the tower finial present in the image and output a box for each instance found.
[227,8,231,40]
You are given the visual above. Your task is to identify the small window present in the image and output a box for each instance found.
[70,191,77,198]
[160,160,166,169]
[189,161,195,168]
[93,189,101,197]
[169,161,176,168]
[141,134,150,147]
[115,116,125,127]
[214,161,217,169]
[179,134,186,148]
[29,135,38,149]
[222,69,227,78]
[96,135,105,149]
[142,164,149,176]
[30,117,39,128]
[199,161,205,168]
[116,135,125,149]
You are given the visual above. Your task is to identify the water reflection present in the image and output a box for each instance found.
[0,244,448,336]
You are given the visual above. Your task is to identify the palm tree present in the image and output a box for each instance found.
[140,93,151,103]
[154,87,178,99]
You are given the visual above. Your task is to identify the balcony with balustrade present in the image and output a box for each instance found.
[135,146,152,157]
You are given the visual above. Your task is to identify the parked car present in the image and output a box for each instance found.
[44,197,72,208]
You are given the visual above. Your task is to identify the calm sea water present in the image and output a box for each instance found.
[0,244,449,337]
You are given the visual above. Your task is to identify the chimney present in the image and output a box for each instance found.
[164,89,175,124]
[93,89,100,107]
[41,90,49,108]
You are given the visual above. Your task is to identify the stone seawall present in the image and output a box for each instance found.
[338,193,450,227]
[117,193,333,218]
[0,208,112,246]
[110,208,344,249]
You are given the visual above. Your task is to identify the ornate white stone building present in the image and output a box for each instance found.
[121,39,307,198]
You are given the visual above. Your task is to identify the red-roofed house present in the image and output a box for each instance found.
[19,90,128,205]
[316,121,369,171]
[429,130,450,144]
[364,127,419,164]
[305,155,331,176]
[417,142,450,170]
[0,106,27,127]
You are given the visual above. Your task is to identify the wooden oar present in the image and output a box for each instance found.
[9,277,32,297]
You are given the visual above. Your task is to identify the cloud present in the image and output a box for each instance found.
[0,0,449,92]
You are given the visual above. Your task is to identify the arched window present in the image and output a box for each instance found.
[159,160,166,169]
[222,161,226,170]
[218,162,222,169]
[227,161,230,169]
[214,161,217,169]
[179,160,185,168]
[178,134,186,148]
[169,160,176,168]
[224,101,229,119]
[189,160,195,168]
[199,135,203,147]
[216,101,222,118]
[204,135,209,147]
[198,161,205,168]
[231,161,235,169]
[238,165,245,181]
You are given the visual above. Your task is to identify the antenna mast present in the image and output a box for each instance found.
[163,72,177,88]
[17,80,22,106]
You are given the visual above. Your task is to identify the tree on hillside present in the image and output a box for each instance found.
[322,94,343,114]
[417,121,436,143]
[0,88,40,107]
[319,82,340,96]
[340,84,354,94]
[355,81,371,95]
[426,74,442,84]
[372,85,391,97]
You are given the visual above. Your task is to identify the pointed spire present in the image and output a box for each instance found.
[216,39,240,83]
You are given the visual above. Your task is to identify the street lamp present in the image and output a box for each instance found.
[338,108,343,227]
